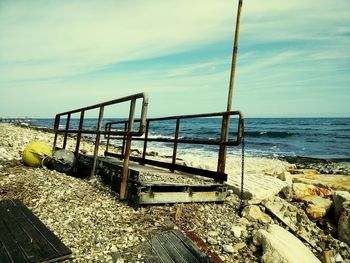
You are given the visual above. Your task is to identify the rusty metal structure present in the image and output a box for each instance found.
[53,93,148,200]
[52,94,244,206]
[104,111,244,179]
[0,117,32,125]
[52,1,245,206]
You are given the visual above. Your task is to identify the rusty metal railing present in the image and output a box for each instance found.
[104,111,244,182]
[52,93,149,200]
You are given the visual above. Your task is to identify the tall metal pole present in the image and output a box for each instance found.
[227,0,243,112]
[218,0,243,173]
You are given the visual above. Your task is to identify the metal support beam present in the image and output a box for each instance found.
[218,0,243,173]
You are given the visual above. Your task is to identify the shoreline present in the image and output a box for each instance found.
[1,123,350,262]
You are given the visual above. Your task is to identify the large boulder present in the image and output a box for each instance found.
[291,183,332,200]
[254,224,321,263]
[303,196,332,219]
[287,183,333,219]
[333,191,350,220]
[338,201,350,246]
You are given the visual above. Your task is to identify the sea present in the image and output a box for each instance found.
[29,118,350,160]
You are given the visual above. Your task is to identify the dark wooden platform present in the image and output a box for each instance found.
[0,199,71,263]
[120,230,214,262]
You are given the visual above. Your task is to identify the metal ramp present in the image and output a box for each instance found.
[52,93,244,206]
[78,154,228,207]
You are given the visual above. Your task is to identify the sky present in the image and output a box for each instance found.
[0,0,349,118]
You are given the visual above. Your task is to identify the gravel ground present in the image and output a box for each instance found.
[1,124,349,262]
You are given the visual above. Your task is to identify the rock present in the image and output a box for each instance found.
[302,196,332,219]
[242,205,272,224]
[207,230,219,237]
[233,242,246,251]
[333,191,350,220]
[293,173,350,192]
[291,183,332,200]
[338,201,350,246]
[0,147,9,160]
[207,236,218,245]
[334,253,343,263]
[222,244,234,253]
[321,250,333,263]
[8,174,16,179]
[227,173,288,204]
[255,224,321,263]
[278,171,293,185]
[231,226,243,238]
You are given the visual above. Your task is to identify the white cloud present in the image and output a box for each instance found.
[0,0,349,117]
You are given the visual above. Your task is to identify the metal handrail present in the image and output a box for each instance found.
[52,93,149,200]
[104,111,244,178]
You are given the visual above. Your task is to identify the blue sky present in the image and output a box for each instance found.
[0,0,349,118]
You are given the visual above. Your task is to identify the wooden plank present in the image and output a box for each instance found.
[139,240,162,263]
[0,201,47,262]
[150,234,174,263]
[155,233,187,263]
[13,200,72,257]
[0,207,29,262]
[4,200,61,262]
[0,241,13,263]
[0,200,71,263]
[164,232,201,263]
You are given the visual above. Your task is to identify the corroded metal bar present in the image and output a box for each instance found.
[142,120,150,161]
[75,110,85,156]
[171,118,180,170]
[62,113,71,149]
[105,123,111,154]
[122,122,127,155]
[91,106,104,177]
[120,99,136,200]
[220,0,243,173]
[53,115,60,150]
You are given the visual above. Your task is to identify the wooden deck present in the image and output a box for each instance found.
[0,199,71,263]
[115,230,216,263]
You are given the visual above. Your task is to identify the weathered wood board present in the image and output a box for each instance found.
[0,199,71,263]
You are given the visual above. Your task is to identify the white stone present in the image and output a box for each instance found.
[227,173,288,203]
[334,253,343,263]
[222,244,234,253]
[207,236,218,245]
[242,205,272,224]
[255,224,321,263]
[8,174,16,179]
[231,226,243,238]
[278,171,293,185]
[333,191,350,220]
[110,245,118,253]
[302,196,332,219]
[338,201,350,246]
[208,230,219,237]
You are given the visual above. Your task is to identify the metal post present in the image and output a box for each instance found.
[53,115,60,151]
[120,99,136,200]
[218,0,243,173]
[91,107,104,177]
[171,118,181,171]
[105,123,111,154]
[142,120,150,162]
[75,110,85,156]
[62,113,71,149]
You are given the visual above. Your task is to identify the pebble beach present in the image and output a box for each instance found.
[1,123,350,262]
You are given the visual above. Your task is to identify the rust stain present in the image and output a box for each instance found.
[186,231,224,263]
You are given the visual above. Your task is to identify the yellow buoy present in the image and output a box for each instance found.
[22,141,52,167]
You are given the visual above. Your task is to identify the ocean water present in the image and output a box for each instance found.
[30,118,350,160]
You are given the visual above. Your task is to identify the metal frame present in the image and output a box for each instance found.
[104,111,244,181]
[52,92,149,200]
